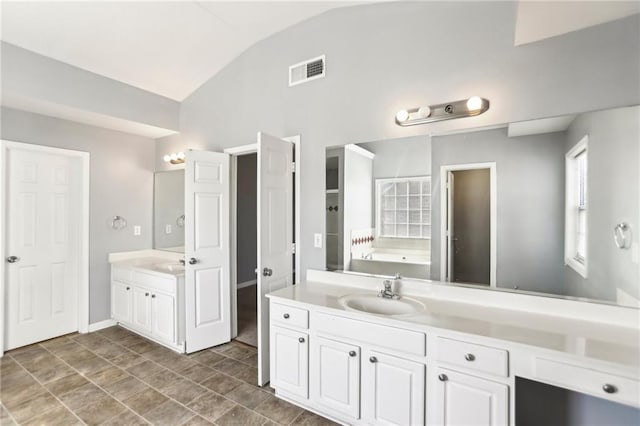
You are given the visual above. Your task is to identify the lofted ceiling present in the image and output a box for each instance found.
[0,1,362,101]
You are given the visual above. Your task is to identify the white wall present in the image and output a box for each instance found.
[1,107,155,323]
[154,3,640,278]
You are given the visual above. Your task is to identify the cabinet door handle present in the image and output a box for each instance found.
[145,292,149,297]
[283,313,290,319]
[438,374,448,382]
[369,356,377,363]
[151,294,156,298]
[126,287,130,290]
[464,353,476,361]
[602,384,617,394]
[298,337,305,343]
[349,351,357,357]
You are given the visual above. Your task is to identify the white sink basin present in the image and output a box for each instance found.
[151,262,185,274]
[338,294,425,316]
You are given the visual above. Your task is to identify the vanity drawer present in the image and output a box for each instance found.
[112,267,132,282]
[271,302,309,329]
[132,271,176,295]
[534,358,639,407]
[436,337,508,377]
[313,312,426,357]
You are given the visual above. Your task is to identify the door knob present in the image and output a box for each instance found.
[262,267,273,277]
[188,258,198,265]
[6,256,20,263]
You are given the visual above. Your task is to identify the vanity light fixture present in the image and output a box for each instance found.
[395,96,490,126]
[163,151,186,164]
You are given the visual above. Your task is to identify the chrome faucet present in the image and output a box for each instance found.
[378,279,399,299]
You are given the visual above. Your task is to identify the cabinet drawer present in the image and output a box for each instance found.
[436,337,508,377]
[112,267,132,282]
[534,358,639,407]
[132,271,175,295]
[271,302,309,329]
[313,312,426,357]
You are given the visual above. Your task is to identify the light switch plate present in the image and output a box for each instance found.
[165,224,172,234]
[134,225,141,236]
[314,233,322,248]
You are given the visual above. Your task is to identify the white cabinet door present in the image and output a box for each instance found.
[311,336,360,420]
[362,350,425,426]
[111,281,132,323]
[270,326,308,398]
[132,287,152,332]
[434,368,508,426]
[151,292,175,344]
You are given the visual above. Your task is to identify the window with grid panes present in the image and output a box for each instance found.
[376,176,431,239]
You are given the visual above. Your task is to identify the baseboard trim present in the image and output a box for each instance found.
[237,280,257,289]
[88,319,117,332]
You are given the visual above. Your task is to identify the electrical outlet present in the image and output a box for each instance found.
[165,224,172,234]
[134,225,141,236]
[314,233,322,248]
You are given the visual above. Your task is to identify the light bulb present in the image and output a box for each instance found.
[163,154,171,163]
[170,153,178,161]
[395,110,410,122]
[177,152,185,160]
[416,106,431,118]
[466,96,483,112]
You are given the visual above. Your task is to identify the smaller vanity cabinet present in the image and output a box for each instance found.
[111,266,184,351]
[433,337,510,426]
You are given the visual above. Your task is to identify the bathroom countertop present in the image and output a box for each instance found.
[110,256,185,277]
[267,281,640,370]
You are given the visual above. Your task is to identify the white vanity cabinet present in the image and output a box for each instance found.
[110,265,185,351]
[271,325,309,398]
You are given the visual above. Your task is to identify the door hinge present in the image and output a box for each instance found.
[291,243,296,254]
[291,162,296,173]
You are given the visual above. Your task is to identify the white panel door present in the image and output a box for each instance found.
[362,350,425,426]
[185,150,231,353]
[270,326,308,398]
[5,147,80,349]
[434,368,508,426]
[311,336,361,420]
[257,132,294,385]
[151,292,175,343]
[111,281,132,323]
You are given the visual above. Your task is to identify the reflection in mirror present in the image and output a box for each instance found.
[154,170,185,253]
[326,105,639,308]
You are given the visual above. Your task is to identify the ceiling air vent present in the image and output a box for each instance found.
[289,55,325,87]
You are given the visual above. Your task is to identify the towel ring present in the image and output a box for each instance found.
[176,214,185,228]
[613,223,631,249]
[111,216,127,230]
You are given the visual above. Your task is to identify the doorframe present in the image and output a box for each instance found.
[225,135,301,339]
[0,140,90,356]
[439,162,497,287]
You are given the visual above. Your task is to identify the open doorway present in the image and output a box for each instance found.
[235,153,258,347]
[440,162,497,287]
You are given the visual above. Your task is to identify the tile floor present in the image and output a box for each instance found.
[0,326,336,425]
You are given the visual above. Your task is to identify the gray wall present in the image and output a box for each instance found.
[1,42,179,132]
[237,154,258,284]
[154,2,639,279]
[564,106,640,303]
[431,127,566,294]
[1,107,155,323]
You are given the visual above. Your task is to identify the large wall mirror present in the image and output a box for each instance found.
[326,105,639,308]
[153,170,185,253]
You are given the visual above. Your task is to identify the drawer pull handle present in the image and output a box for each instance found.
[349,351,357,357]
[151,294,156,298]
[602,384,617,394]
[298,337,305,343]
[126,287,130,290]
[438,374,448,382]
[145,292,149,297]
[464,353,476,362]
[369,356,378,363]
[283,313,290,319]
